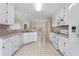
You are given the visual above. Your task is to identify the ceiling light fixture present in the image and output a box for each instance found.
[35,3,42,12]
[69,3,76,10]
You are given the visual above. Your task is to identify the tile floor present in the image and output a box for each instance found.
[14,38,61,56]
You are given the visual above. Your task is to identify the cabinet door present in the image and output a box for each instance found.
[55,13,59,26]
[58,36,65,55]
[32,32,37,41]
[0,3,7,24]
[0,3,14,25]
[23,33,29,44]
[7,4,14,24]
[12,36,18,53]
[16,35,22,49]
[64,38,69,56]
[53,33,58,44]
[19,34,23,47]
[52,33,58,49]
[23,33,34,44]
[2,40,12,56]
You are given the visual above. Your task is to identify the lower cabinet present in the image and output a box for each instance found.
[18,34,24,48]
[49,32,69,56]
[32,32,38,41]
[0,38,13,56]
[23,32,38,44]
[49,32,58,49]
[12,34,23,54]
[58,35,65,55]
[0,32,37,56]
[58,34,69,55]
[2,39,12,56]
[0,33,24,56]
[12,36,19,53]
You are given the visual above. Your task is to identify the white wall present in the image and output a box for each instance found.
[9,23,21,30]
[67,4,79,55]
[14,10,30,30]
[68,4,79,26]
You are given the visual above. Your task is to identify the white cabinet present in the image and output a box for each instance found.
[58,34,69,55]
[32,32,38,41]
[23,32,38,44]
[0,38,13,56]
[2,39,12,56]
[23,33,32,44]
[0,33,24,56]
[64,37,69,56]
[16,34,23,49]
[0,4,7,24]
[12,35,18,53]
[54,4,69,26]
[7,4,14,25]
[54,12,60,26]
[49,32,58,49]
[18,34,23,48]
[53,33,58,45]
[58,35,65,55]
[0,3,14,25]
[0,42,2,56]
[12,34,23,53]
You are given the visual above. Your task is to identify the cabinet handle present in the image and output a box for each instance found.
[5,20,7,23]
[3,46,4,48]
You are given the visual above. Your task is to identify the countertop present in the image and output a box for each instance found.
[0,30,36,39]
[49,32,69,39]
[0,31,21,39]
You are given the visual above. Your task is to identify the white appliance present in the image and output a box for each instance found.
[68,26,79,55]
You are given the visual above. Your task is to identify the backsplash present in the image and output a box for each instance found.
[0,24,9,29]
[0,24,9,33]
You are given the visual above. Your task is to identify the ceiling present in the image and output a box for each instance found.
[12,3,65,20]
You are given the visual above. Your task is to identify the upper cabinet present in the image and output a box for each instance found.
[0,3,14,25]
[54,4,70,26]
[7,4,14,25]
